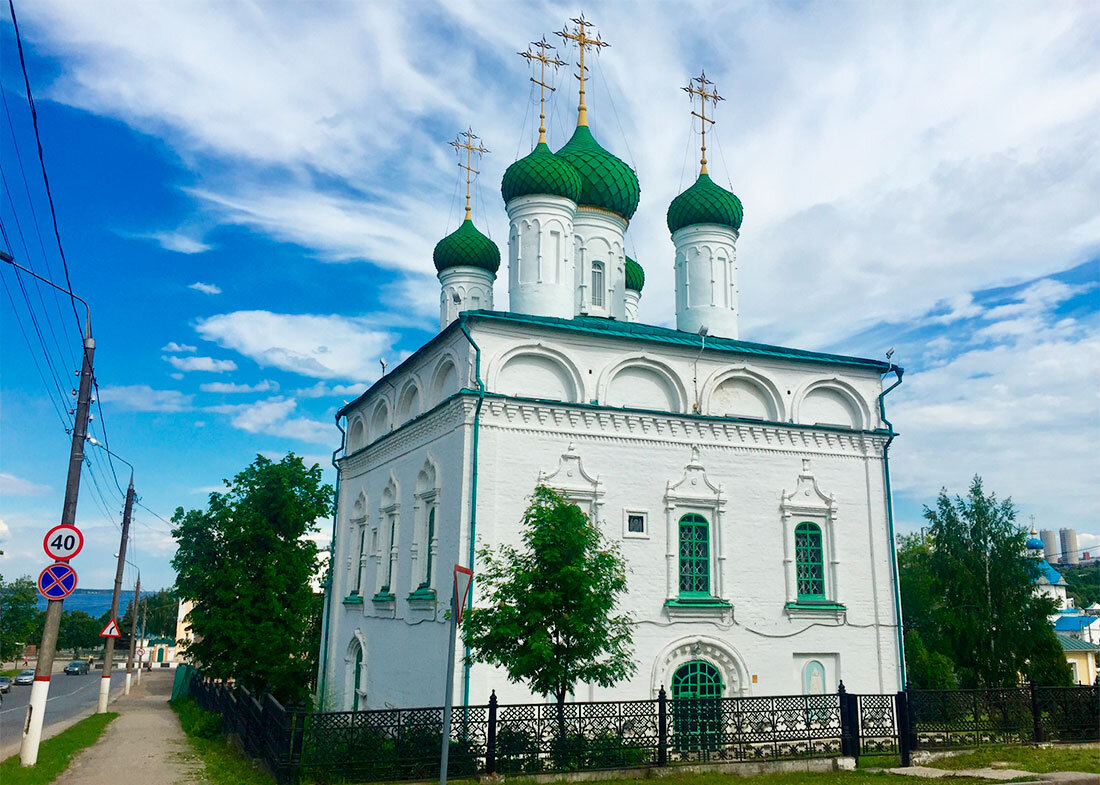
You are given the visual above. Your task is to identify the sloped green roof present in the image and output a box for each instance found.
[433,218,500,274]
[667,172,743,234]
[501,142,582,204]
[556,125,640,220]
[1057,632,1100,651]
[625,256,645,292]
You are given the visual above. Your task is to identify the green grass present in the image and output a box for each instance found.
[930,743,1100,774]
[0,711,117,785]
[171,697,276,785]
[2,668,23,677]
[478,771,998,785]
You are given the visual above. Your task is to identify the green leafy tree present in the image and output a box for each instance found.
[903,629,956,689]
[1063,564,1100,609]
[172,453,332,703]
[918,476,1071,687]
[59,610,102,656]
[0,575,42,660]
[142,588,179,639]
[463,486,635,745]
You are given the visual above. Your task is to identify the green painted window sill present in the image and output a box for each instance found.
[342,593,364,605]
[666,597,731,608]
[371,591,396,603]
[785,601,846,611]
[408,587,437,601]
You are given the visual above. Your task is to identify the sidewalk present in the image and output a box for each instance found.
[51,670,204,785]
[882,764,1098,783]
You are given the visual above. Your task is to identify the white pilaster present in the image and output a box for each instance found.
[438,266,495,330]
[505,194,576,319]
[624,289,641,322]
[673,223,739,338]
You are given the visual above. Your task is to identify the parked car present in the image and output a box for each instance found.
[14,669,35,685]
[0,675,11,693]
[64,660,89,675]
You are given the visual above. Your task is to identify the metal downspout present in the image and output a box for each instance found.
[316,415,346,709]
[458,318,484,709]
[877,365,906,688]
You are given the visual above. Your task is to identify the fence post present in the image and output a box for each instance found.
[657,686,668,766]
[838,681,857,760]
[1029,679,1043,743]
[287,703,305,785]
[894,690,911,767]
[486,691,497,775]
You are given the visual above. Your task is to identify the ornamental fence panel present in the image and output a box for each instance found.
[182,676,1099,784]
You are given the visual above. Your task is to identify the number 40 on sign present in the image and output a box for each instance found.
[43,524,84,561]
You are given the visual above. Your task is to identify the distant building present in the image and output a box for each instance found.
[1026,529,1072,612]
[1056,633,1099,685]
[1053,615,1100,645]
[1059,528,1079,565]
[175,599,195,660]
[1040,529,1059,564]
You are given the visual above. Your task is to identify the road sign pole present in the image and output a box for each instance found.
[99,475,135,713]
[124,575,140,695]
[21,318,94,767]
[439,588,458,785]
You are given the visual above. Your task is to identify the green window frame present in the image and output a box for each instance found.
[381,516,396,592]
[795,522,826,600]
[419,507,435,590]
[352,645,363,711]
[678,513,710,597]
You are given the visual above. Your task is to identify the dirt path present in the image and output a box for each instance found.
[52,670,204,785]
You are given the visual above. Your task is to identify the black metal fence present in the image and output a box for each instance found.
[182,676,1100,784]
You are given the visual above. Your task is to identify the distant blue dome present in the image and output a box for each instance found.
[1026,537,1044,551]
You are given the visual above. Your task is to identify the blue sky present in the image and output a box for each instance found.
[1,1,1097,591]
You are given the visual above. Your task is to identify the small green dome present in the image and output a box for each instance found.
[433,218,500,274]
[501,142,582,204]
[625,256,645,292]
[555,125,640,220]
[666,172,743,235]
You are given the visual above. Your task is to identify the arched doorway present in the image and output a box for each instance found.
[344,636,365,711]
[671,660,722,753]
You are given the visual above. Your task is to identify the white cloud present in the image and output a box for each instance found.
[97,384,193,412]
[208,397,331,444]
[139,231,210,254]
[188,281,222,295]
[200,380,279,394]
[164,355,237,373]
[0,473,50,496]
[295,381,367,399]
[195,311,394,380]
[162,342,197,352]
[169,372,185,380]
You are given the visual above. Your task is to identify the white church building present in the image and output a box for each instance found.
[317,22,906,712]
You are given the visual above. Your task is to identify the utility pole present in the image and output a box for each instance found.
[124,575,140,695]
[20,318,94,767]
[98,476,134,713]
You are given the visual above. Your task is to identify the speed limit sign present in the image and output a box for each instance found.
[43,524,84,561]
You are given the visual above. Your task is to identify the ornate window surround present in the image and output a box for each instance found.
[781,458,844,620]
[409,458,440,610]
[372,474,400,608]
[537,443,605,527]
[663,446,730,620]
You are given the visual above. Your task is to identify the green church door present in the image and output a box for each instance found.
[157,647,165,662]
[671,660,723,754]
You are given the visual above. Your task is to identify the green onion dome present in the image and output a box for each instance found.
[666,172,743,234]
[433,218,500,274]
[625,256,645,292]
[555,125,640,221]
[501,142,582,204]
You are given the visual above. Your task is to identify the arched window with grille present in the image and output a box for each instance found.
[678,513,710,597]
[591,261,605,307]
[795,522,826,600]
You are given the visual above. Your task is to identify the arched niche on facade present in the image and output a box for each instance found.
[599,356,686,414]
[369,400,391,441]
[650,635,749,698]
[491,345,583,403]
[346,416,366,453]
[702,367,784,422]
[396,380,422,424]
[429,355,461,407]
[793,379,870,430]
[344,631,366,711]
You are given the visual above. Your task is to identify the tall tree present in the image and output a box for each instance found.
[917,476,1071,687]
[0,575,42,660]
[463,486,635,745]
[172,453,332,703]
[59,610,101,656]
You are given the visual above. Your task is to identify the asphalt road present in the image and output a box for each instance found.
[0,670,126,757]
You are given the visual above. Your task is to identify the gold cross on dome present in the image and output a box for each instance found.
[520,37,566,145]
[450,127,489,221]
[683,70,723,175]
[556,13,609,127]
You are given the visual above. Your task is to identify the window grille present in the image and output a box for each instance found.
[795,522,825,599]
[678,514,710,596]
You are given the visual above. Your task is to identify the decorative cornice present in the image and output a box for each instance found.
[478,398,887,458]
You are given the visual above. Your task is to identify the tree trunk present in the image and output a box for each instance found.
[556,688,567,749]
